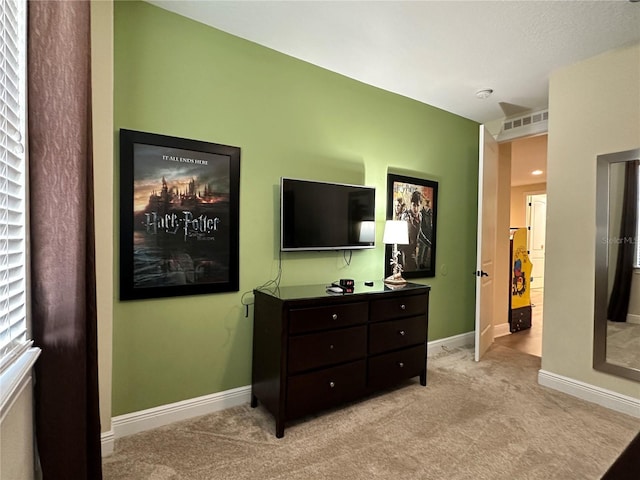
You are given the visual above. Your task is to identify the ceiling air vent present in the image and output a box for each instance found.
[497,109,548,142]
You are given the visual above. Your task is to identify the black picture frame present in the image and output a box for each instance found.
[119,129,240,300]
[385,173,438,279]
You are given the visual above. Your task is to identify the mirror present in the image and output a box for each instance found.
[594,148,640,381]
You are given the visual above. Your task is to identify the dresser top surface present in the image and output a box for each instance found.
[254,281,430,302]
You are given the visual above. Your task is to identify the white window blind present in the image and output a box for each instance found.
[0,0,28,374]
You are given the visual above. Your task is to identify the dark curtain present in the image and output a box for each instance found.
[28,1,102,478]
[607,160,639,323]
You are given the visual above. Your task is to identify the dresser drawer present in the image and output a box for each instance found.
[368,315,427,355]
[370,293,427,323]
[288,326,367,373]
[286,360,366,419]
[289,302,368,334]
[367,344,426,389]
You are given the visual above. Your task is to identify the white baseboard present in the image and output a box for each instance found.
[538,369,640,418]
[626,313,640,325]
[101,430,114,457]
[493,322,511,338]
[103,385,251,456]
[102,336,639,457]
[101,331,477,456]
[427,331,474,355]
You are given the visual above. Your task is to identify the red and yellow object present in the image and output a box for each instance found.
[511,228,533,309]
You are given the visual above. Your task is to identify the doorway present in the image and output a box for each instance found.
[494,134,547,358]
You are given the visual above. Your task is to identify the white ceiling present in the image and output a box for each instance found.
[148,0,640,125]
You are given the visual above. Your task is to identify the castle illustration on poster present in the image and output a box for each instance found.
[131,144,232,289]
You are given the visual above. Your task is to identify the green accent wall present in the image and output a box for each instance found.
[113,1,479,416]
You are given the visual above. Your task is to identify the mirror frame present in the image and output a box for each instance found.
[593,147,640,381]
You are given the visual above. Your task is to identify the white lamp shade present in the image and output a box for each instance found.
[382,220,409,245]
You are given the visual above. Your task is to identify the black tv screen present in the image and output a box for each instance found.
[280,177,376,251]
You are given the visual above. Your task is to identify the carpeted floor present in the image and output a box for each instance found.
[103,345,640,480]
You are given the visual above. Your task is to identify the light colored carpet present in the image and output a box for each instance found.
[103,345,640,480]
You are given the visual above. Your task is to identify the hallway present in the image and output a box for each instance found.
[494,287,543,357]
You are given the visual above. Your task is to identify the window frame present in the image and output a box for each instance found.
[0,0,38,413]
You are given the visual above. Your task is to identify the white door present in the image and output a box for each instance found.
[526,194,546,289]
[475,125,499,361]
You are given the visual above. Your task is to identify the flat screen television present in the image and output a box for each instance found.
[280,177,376,251]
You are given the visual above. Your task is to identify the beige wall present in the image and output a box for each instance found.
[511,135,547,183]
[91,0,113,436]
[543,43,640,398]
[1,378,35,480]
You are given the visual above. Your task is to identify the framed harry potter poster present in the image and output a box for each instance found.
[119,129,240,300]
[385,173,438,279]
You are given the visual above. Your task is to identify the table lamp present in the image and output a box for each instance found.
[383,220,409,285]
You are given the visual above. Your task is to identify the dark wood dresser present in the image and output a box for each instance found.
[251,281,430,437]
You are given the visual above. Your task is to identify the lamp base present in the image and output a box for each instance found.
[384,273,407,285]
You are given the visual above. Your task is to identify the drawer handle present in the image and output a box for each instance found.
[400,304,406,310]
[332,313,338,320]
[398,362,404,368]
[399,330,406,336]
[329,381,336,388]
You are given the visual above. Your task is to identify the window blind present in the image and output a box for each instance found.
[0,0,28,373]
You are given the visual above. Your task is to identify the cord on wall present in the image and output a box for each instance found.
[343,249,352,266]
[240,249,283,317]
[240,247,354,317]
